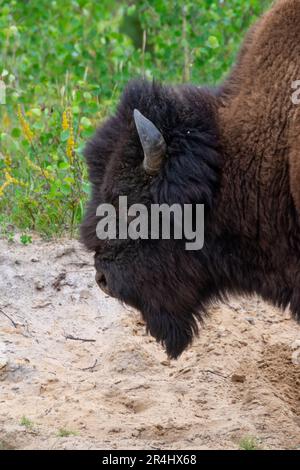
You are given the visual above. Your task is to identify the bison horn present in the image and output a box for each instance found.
[134,109,167,175]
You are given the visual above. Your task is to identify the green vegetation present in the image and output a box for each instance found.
[0,0,271,237]
[239,436,260,451]
[20,415,34,429]
[57,428,78,438]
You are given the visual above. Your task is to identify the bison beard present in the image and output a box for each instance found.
[143,309,199,360]
[81,0,300,358]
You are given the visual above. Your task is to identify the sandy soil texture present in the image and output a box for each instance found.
[0,238,299,450]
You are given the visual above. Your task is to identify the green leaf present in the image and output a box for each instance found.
[11,128,21,138]
[207,36,219,49]
[60,130,70,142]
[30,108,42,117]
[80,117,92,128]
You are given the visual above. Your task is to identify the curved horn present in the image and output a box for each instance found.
[134,109,167,175]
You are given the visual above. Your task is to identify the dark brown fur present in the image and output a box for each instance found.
[81,0,300,359]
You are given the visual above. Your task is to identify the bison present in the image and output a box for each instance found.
[81,0,300,359]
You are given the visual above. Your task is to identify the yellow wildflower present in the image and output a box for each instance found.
[66,132,75,163]
[5,169,18,184]
[63,107,75,163]
[0,169,26,197]
[17,105,34,144]
[2,112,11,128]
[0,180,11,197]
[25,156,54,181]
[62,110,69,131]
[4,154,12,166]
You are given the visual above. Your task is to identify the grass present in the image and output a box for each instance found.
[21,420,78,438]
[239,436,260,451]
[20,415,34,430]
[20,234,32,245]
[57,428,78,438]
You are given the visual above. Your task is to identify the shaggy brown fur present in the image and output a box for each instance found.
[81,0,300,359]
[220,0,300,218]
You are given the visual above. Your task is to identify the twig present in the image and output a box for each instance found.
[80,359,98,371]
[65,262,93,268]
[0,308,17,328]
[200,369,229,379]
[32,302,52,309]
[64,334,96,343]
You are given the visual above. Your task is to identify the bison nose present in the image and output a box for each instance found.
[95,271,109,295]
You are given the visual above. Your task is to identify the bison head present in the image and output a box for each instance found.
[81,80,222,359]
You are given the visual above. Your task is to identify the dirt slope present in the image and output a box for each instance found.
[0,238,299,450]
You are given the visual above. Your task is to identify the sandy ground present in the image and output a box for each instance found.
[0,238,299,450]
